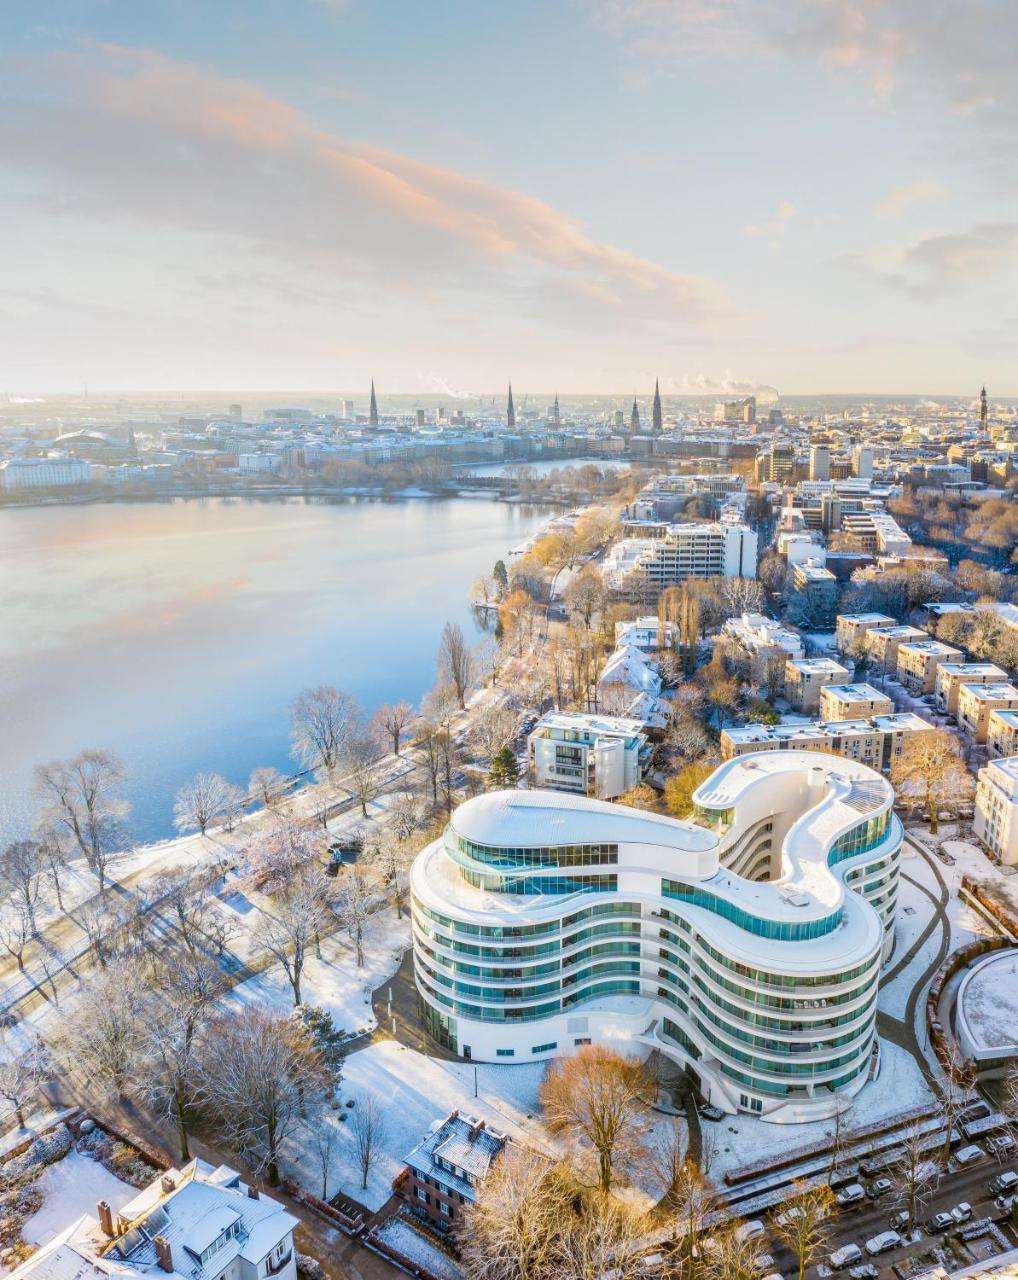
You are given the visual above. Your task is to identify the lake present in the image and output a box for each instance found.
[0,495,553,845]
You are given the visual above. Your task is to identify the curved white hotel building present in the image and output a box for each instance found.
[410,750,901,1122]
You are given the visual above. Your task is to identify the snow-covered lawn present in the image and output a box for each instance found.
[22,1149,136,1246]
[372,1218,464,1280]
[223,912,410,1035]
[958,952,1018,1049]
[709,1040,935,1181]
[286,1040,552,1212]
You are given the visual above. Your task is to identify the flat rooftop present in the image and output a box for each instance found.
[788,658,850,674]
[960,682,1018,701]
[822,683,888,700]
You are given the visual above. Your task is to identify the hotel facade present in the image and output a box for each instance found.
[410,751,901,1123]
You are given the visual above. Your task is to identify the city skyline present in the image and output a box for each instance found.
[1,1,1016,394]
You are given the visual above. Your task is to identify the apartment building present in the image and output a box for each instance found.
[6,1160,298,1280]
[839,510,911,556]
[0,457,91,491]
[603,522,758,597]
[614,616,678,651]
[934,662,1008,715]
[722,712,933,771]
[973,756,1018,865]
[835,613,896,654]
[785,657,851,712]
[864,625,928,671]
[411,756,900,1120]
[528,712,649,800]
[791,558,839,621]
[819,683,895,721]
[397,1110,510,1231]
[957,682,1018,743]
[895,640,965,695]
[988,710,1018,760]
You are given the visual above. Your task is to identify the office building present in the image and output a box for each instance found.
[809,446,831,481]
[410,754,901,1120]
[0,457,91,491]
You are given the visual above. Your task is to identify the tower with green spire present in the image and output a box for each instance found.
[507,381,515,429]
[652,378,662,433]
[369,380,378,427]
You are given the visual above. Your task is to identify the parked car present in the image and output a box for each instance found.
[989,1170,1018,1195]
[829,1245,862,1270]
[951,1203,972,1224]
[954,1144,984,1167]
[866,1178,892,1199]
[700,1103,725,1122]
[866,1232,901,1256]
[929,1213,954,1233]
[961,1101,991,1122]
[754,1258,777,1276]
[988,1134,1016,1159]
[888,1212,911,1232]
[836,1184,866,1208]
[774,1208,805,1228]
[847,1267,877,1280]
[735,1221,765,1243]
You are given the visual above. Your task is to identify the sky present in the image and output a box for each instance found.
[0,0,1016,397]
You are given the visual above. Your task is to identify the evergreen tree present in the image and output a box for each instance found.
[292,1004,346,1084]
[488,745,520,789]
[492,559,509,599]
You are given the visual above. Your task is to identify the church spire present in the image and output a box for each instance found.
[369,379,378,426]
[507,381,515,429]
[630,395,640,434]
[980,385,988,424]
[652,378,662,433]
[553,392,560,422]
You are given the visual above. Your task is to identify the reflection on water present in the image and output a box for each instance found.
[0,495,552,844]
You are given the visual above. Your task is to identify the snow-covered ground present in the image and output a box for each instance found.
[709,1040,935,1181]
[373,1217,464,1280]
[223,912,410,1035]
[21,1149,136,1245]
[285,1040,552,1212]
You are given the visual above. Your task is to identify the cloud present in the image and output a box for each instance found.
[842,222,1018,298]
[875,180,945,217]
[590,0,790,60]
[742,201,797,240]
[0,43,732,332]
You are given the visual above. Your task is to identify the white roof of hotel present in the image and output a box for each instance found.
[451,789,716,855]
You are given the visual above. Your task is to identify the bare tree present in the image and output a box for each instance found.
[351,1095,387,1190]
[0,1038,50,1129]
[891,1120,940,1233]
[307,1108,337,1199]
[333,866,381,967]
[936,1044,975,1172]
[469,700,524,772]
[289,685,363,780]
[76,892,136,967]
[35,833,68,912]
[369,701,416,757]
[248,817,323,892]
[261,870,335,1006]
[459,1146,565,1280]
[389,789,430,842]
[891,729,973,834]
[540,1044,651,1192]
[438,620,476,708]
[367,830,417,918]
[0,901,34,975]
[139,949,224,1160]
[173,772,240,836]
[771,1182,836,1280]
[150,868,235,959]
[200,1007,333,1185]
[720,576,765,619]
[58,961,146,1098]
[705,1225,766,1280]
[0,841,47,936]
[33,750,129,893]
[670,1160,716,1275]
[342,731,382,818]
[564,567,607,631]
[249,765,287,810]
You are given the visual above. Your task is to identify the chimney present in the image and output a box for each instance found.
[247,1185,260,1201]
[97,1201,114,1237]
[469,1119,486,1141]
[154,1237,173,1274]
[160,1174,176,1195]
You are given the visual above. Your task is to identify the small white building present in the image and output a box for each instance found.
[974,756,1018,865]
[528,712,649,800]
[5,1159,298,1280]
